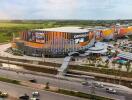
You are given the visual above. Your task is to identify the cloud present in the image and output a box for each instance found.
[0,0,132,20]
[31,0,78,19]
[0,11,10,19]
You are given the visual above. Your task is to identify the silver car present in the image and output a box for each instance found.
[106,88,117,94]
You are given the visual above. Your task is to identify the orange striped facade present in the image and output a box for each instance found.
[12,30,95,57]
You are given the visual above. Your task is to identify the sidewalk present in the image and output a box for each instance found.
[0,43,64,64]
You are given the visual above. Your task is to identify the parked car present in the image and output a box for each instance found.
[32,91,39,97]
[106,88,117,94]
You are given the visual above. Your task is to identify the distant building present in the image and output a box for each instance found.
[12,27,95,57]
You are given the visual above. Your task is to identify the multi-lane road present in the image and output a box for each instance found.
[0,81,86,100]
[0,68,131,100]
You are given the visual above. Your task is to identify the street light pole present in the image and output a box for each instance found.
[90,79,95,100]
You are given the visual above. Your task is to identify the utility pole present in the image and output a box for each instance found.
[12,32,15,42]
[90,80,95,100]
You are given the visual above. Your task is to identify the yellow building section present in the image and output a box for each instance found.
[127,26,132,33]
[102,29,114,37]
[25,42,44,48]
[11,42,18,49]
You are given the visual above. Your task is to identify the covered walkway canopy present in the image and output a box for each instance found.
[68,52,79,56]
[117,52,132,61]
[86,48,107,54]
[85,42,108,54]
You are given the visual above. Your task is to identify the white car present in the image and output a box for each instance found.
[94,82,104,88]
[30,98,36,100]
[32,91,40,97]
[106,88,117,94]
[30,98,39,100]
[81,81,90,85]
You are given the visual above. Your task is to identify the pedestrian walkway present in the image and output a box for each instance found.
[0,43,64,64]
[57,56,72,76]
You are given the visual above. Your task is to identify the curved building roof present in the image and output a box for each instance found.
[33,27,89,33]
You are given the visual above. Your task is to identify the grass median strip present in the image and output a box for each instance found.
[46,88,114,100]
[1,56,132,78]
[69,65,132,78]
[0,76,20,85]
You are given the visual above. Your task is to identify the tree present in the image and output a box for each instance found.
[125,61,131,72]
[87,57,91,64]
[112,60,117,84]
[45,82,50,89]
[90,81,95,100]
[118,63,123,85]
[105,59,109,66]
[112,60,116,67]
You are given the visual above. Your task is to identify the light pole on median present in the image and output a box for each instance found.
[90,78,95,100]
[42,53,45,62]
[7,56,10,70]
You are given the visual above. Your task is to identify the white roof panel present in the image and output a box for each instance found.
[33,27,89,33]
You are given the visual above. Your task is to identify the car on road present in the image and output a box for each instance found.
[30,97,40,100]
[93,82,104,88]
[0,91,8,98]
[32,91,39,97]
[81,81,90,86]
[29,79,37,83]
[19,94,30,100]
[106,88,117,94]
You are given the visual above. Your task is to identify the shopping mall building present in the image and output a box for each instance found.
[12,27,95,57]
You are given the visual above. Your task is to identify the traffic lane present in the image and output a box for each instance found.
[81,85,126,100]
[0,81,86,100]
[0,69,125,94]
[0,69,86,91]
[0,69,128,94]
[0,69,125,100]
[119,92,132,100]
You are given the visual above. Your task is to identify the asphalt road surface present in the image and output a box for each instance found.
[0,81,87,100]
[0,68,130,100]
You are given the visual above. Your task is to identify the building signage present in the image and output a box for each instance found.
[74,34,88,38]
[75,38,84,44]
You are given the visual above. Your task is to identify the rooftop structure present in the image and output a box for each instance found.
[33,27,89,33]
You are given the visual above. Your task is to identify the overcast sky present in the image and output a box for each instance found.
[0,0,132,20]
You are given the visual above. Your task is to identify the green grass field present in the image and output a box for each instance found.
[0,21,57,43]
[0,33,12,43]
[0,21,88,43]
